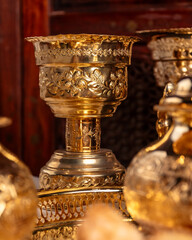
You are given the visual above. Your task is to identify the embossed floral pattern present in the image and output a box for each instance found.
[39,67,127,99]
[104,69,127,98]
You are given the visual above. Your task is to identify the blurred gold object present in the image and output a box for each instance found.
[156,83,174,138]
[0,116,12,128]
[137,28,192,137]
[124,76,192,232]
[27,34,139,238]
[0,119,37,240]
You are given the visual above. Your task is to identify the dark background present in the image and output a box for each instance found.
[0,0,192,175]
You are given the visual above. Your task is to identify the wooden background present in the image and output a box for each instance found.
[0,0,192,176]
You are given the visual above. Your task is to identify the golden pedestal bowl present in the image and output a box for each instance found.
[27,34,139,239]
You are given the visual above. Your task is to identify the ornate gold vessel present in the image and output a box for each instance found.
[27,34,139,238]
[124,76,192,232]
[137,28,192,137]
[0,117,37,240]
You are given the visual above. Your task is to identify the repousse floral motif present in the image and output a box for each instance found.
[39,68,127,99]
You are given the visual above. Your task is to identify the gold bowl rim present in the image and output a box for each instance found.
[37,186,123,198]
[137,27,192,36]
[26,33,140,44]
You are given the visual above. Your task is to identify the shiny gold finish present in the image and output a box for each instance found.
[38,66,129,118]
[137,27,192,35]
[27,34,139,188]
[36,186,129,227]
[32,186,129,240]
[39,149,125,190]
[137,28,192,137]
[27,34,139,118]
[66,118,101,152]
[0,140,37,240]
[172,131,192,155]
[124,77,192,231]
[27,34,138,238]
[156,83,174,138]
[26,34,137,65]
[33,226,78,240]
